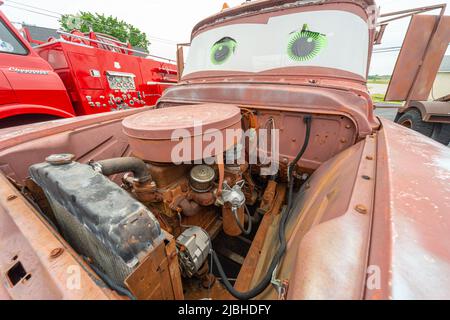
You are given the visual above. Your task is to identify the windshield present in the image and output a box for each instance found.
[0,20,28,55]
[184,10,369,79]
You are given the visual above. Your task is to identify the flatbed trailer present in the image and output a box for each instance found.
[378,4,450,144]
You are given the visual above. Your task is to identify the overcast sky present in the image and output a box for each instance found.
[2,0,449,75]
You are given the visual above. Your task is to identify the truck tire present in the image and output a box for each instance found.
[397,109,434,138]
[431,123,450,146]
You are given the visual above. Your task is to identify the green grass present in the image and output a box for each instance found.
[368,79,390,85]
[371,94,386,103]
[368,75,391,85]
[371,93,403,105]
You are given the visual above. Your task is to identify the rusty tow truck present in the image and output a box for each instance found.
[0,0,449,300]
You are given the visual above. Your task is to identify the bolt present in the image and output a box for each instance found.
[50,248,64,259]
[355,204,368,215]
[7,195,17,201]
[340,138,348,143]
[345,125,352,129]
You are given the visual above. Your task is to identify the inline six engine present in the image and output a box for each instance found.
[29,103,264,299]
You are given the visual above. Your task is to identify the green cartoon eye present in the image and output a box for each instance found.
[287,25,327,62]
[211,37,237,65]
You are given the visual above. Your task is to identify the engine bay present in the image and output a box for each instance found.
[24,103,348,300]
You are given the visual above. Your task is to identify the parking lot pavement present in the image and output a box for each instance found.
[368,83,388,95]
[374,105,399,121]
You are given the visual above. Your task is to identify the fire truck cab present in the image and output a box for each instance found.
[0,4,177,128]
[0,9,75,127]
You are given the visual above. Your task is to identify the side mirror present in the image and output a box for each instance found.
[176,43,190,81]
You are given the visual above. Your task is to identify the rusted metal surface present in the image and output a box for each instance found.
[234,136,369,299]
[0,107,147,153]
[125,236,184,300]
[123,104,242,163]
[259,180,278,214]
[233,184,286,294]
[148,163,190,189]
[187,0,376,84]
[160,84,377,172]
[378,4,447,25]
[366,119,450,300]
[0,0,448,301]
[164,238,185,299]
[192,1,375,40]
[0,110,139,184]
[437,94,450,102]
[385,15,437,102]
[161,0,380,168]
[407,101,450,123]
[127,162,222,239]
[0,173,122,300]
[161,82,377,134]
[222,205,245,237]
[283,134,376,300]
[385,15,450,103]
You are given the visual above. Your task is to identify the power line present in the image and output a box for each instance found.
[3,1,181,45]
[148,36,178,45]
[3,4,61,19]
[373,43,450,54]
[5,0,63,16]
[374,46,402,51]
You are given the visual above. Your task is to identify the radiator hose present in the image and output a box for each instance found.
[213,115,312,300]
[91,157,151,183]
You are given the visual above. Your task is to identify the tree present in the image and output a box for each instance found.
[59,12,150,49]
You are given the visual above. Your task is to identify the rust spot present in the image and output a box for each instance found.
[362,175,371,180]
[355,205,368,215]
[7,195,17,201]
[366,156,374,160]
[50,248,64,259]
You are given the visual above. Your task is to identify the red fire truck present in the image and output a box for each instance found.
[0,4,177,127]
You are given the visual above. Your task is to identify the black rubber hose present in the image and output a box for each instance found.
[233,205,253,236]
[92,157,151,183]
[212,206,288,300]
[213,115,313,300]
[287,115,312,213]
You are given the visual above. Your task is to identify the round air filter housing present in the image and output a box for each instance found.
[122,104,242,163]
